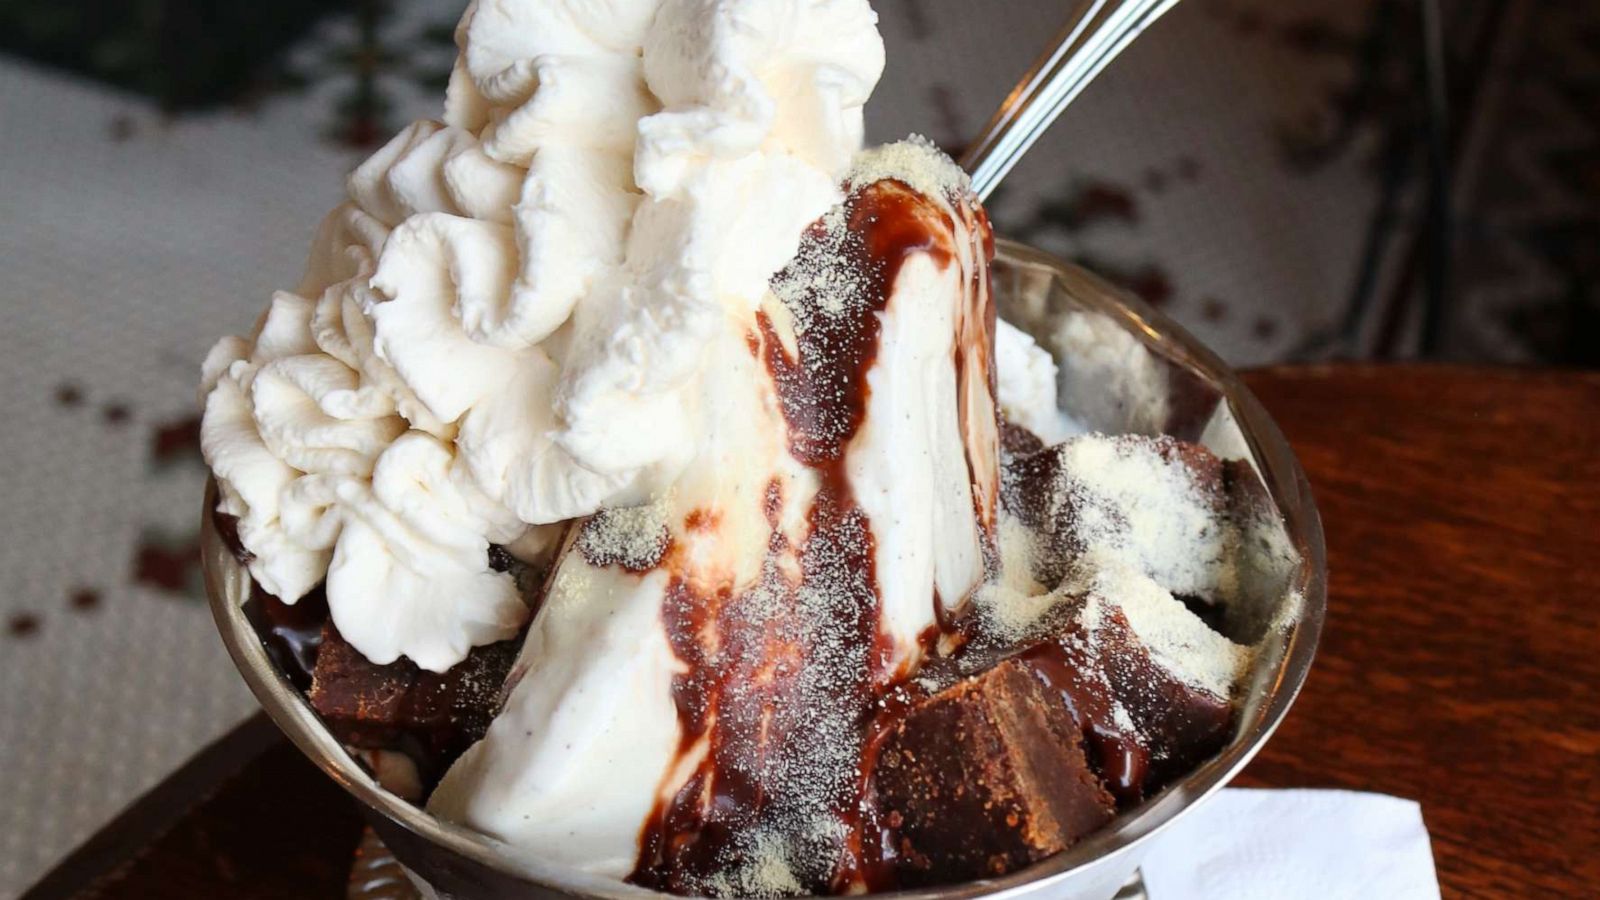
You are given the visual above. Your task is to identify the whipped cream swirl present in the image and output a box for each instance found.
[200,0,887,671]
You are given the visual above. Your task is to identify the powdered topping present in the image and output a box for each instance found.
[770,206,870,342]
[1058,436,1232,597]
[972,513,1053,641]
[846,136,970,202]
[761,177,956,465]
[1067,554,1252,699]
[1110,700,1138,734]
[642,491,883,895]
[1001,433,1237,601]
[577,493,672,572]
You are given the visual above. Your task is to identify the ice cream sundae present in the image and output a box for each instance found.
[200,0,1299,895]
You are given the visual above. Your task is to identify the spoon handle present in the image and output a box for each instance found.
[959,0,1184,201]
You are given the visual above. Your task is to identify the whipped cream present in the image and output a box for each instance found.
[551,0,884,481]
[199,205,534,670]
[201,0,1066,668]
[207,0,838,669]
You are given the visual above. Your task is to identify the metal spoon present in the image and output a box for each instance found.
[960,0,1185,200]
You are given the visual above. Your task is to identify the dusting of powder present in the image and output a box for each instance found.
[974,513,1055,640]
[770,205,869,344]
[769,137,963,350]
[704,819,844,896]
[1069,554,1253,699]
[1110,701,1138,734]
[706,830,807,898]
[976,433,1264,698]
[575,492,672,572]
[846,135,970,202]
[768,136,966,383]
[1051,435,1235,600]
[980,434,1236,638]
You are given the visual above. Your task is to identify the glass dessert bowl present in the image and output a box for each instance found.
[203,239,1326,900]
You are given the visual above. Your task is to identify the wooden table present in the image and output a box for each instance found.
[1232,365,1600,897]
[22,365,1600,899]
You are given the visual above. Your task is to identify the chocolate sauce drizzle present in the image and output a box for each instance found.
[219,509,327,691]
[243,585,328,692]
[1029,609,1233,797]
[630,180,989,895]
[1017,637,1151,800]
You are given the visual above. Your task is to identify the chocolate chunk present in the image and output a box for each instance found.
[999,419,1047,458]
[309,625,523,783]
[947,531,1244,804]
[228,520,534,789]
[872,660,1116,887]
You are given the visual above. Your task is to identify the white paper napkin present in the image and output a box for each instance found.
[1140,789,1441,900]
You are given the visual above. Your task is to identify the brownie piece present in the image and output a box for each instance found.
[1018,603,1235,801]
[309,625,522,782]
[950,557,1244,803]
[872,660,1117,887]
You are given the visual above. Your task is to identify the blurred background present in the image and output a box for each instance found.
[0,0,1593,894]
